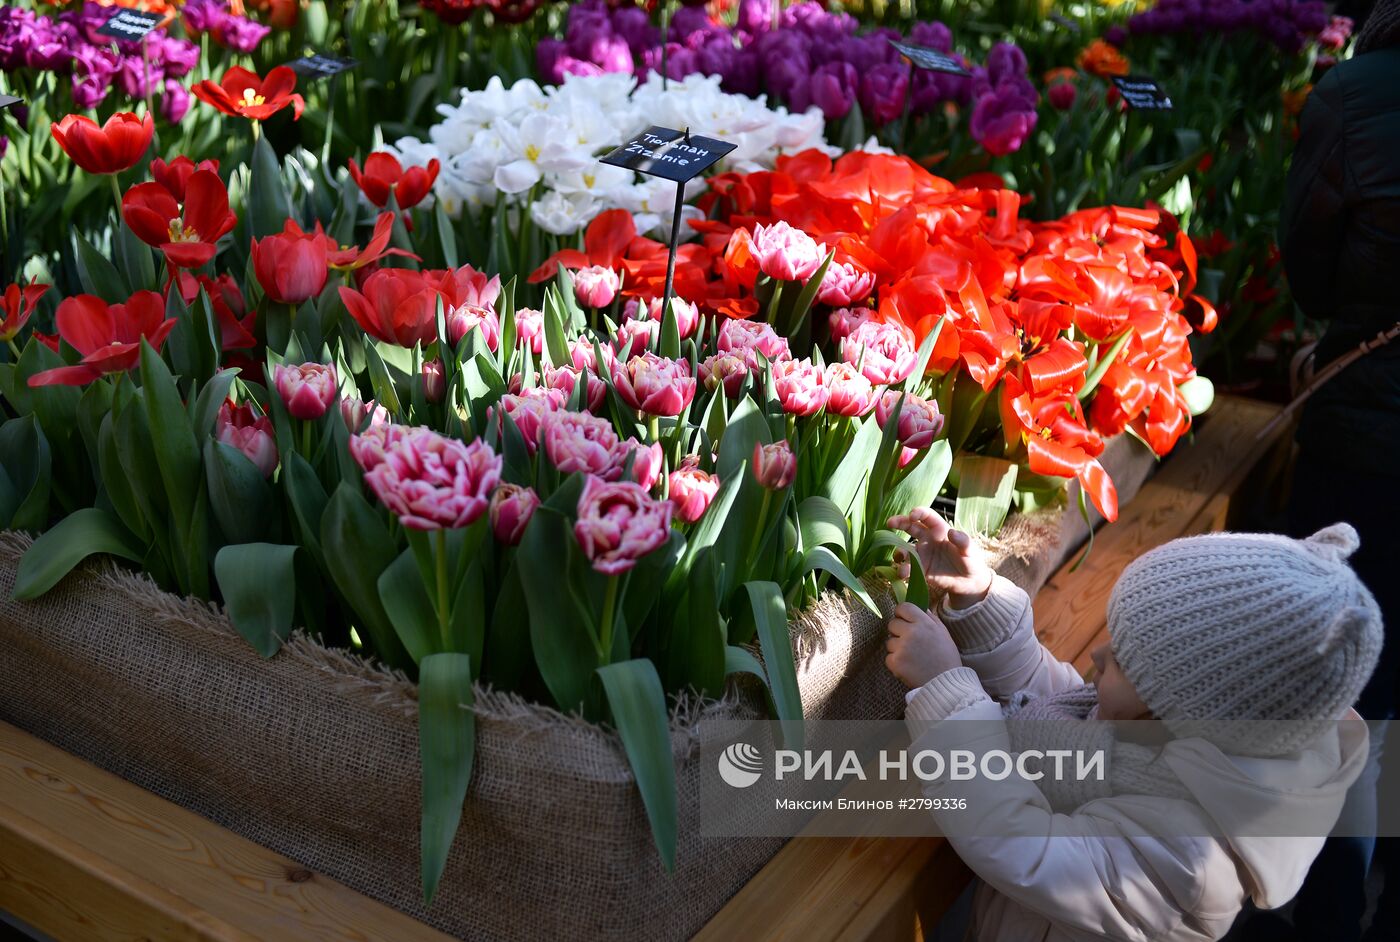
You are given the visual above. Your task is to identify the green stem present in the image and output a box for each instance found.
[250,119,261,143]
[598,575,619,665]
[745,488,775,578]
[435,528,451,651]
[5,337,22,361]
[109,174,124,226]
[301,420,312,462]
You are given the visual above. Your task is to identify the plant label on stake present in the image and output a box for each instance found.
[1111,75,1173,110]
[1049,12,1082,33]
[0,94,21,113]
[889,39,969,76]
[96,8,162,41]
[287,53,359,81]
[600,126,736,310]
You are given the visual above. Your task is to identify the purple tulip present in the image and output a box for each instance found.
[611,6,658,54]
[986,42,1028,85]
[970,87,1038,156]
[859,63,909,126]
[161,78,190,124]
[810,62,858,119]
[910,20,953,53]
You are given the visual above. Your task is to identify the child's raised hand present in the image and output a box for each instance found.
[887,507,993,610]
[885,603,962,689]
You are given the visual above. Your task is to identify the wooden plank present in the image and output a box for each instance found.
[0,721,456,942]
[699,396,1286,942]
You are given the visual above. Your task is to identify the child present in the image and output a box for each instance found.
[884,507,1381,942]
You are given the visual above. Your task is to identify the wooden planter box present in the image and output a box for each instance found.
[0,437,1156,940]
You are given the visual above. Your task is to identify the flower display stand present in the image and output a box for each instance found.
[0,420,1181,942]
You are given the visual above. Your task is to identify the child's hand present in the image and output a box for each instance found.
[887,507,993,610]
[885,603,963,689]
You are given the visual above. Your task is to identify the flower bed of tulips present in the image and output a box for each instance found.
[0,0,1340,917]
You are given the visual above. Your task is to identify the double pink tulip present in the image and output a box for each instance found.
[618,439,664,491]
[573,475,673,575]
[490,484,539,546]
[492,388,568,454]
[514,307,544,354]
[843,319,917,385]
[753,440,797,490]
[360,427,503,530]
[698,353,749,399]
[817,260,877,307]
[446,302,501,350]
[614,318,657,360]
[773,358,828,417]
[749,220,828,283]
[274,362,337,420]
[875,390,945,449]
[611,352,696,417]
[624,296,700,339]
[824,363,878,417]
[215,400,278,478]
[573,264,621,309]
[716,317,791,368]
[668,457,720,524]
[542,410,620,478]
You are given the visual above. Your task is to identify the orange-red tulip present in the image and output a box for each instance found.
[50,112,153,175]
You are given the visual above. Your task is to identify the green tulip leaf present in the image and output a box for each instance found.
[213,543,300,658]
[597,658,677,871]
[418,651,476,903]
[12,507,143,601]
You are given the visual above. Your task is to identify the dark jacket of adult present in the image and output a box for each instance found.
[1279,38,1400,474]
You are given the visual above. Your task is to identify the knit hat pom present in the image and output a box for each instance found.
[1303,523,1360,561]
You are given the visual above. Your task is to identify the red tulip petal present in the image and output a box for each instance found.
[28,364,105,387]
[54,295,115,357]
[122,183,180,247]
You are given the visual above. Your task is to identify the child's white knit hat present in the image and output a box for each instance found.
[1106,523,1382,756]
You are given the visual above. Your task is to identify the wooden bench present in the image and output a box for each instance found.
[693,394,1291,942]
[0,395,1287,942]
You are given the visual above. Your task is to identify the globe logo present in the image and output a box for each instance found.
[717,742,763,788]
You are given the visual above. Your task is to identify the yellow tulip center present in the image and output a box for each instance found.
[239,87,266,108]
[167,218,200,243]
[524,143,541,162]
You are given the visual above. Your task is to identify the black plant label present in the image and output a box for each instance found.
[96,9,162,40]
[1111,75,1173,111]
[889,39,969,76]
[287,53,359,80]
[600,126,737,183]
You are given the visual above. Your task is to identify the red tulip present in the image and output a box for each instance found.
[174,272,254,350]
[28,292,176,387]
[191,66,304,122]
[339,268,441,348]
[348,153,440,211]
[122,170,237,269]
[150,156,220,202]
[251,220,329,304]
[51,112,153,175]
[326,212,419,272]
[1,281,48,343]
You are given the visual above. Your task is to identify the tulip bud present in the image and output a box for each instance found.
[422,359,446,404]
[752,440,796,490]
[490,483,540,546]
[1048,82,1077,111]
[215,400,278,478]
[668,458,720,524]
[340,396,388,433]
[274,363,338,420]
[573,264,621,309]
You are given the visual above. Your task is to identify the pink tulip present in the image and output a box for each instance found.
[668,457,720,524]
[753,440,797,490]
[274,362,337,420]
[340,396,389,433]
[1048,81,1076,111]
[490,483,539,546]
[573,475,673,575]
[615,439,663,490]
[614,317,657,359]
[874,390,945,449]
[698,353,750,398]
[717,317,791,368]
[843,319,917,385]
[349,423,412,473]
[564,337,603,373]
[611,352,696,417]
[817,260,876,307]
[772,358,828,417]
[422,359,445,404]
[361,427,502,530]
[446,302,501,350]
[828,306,874,343]
[624,296,700,339]
[824,362,878,417]
[514,307,544,354]
[492,388,567,454]
[542,364,607,412]
[573,264,621,309]
[215,400,277,478]
[750,220,827,282]
[542,409,621,477]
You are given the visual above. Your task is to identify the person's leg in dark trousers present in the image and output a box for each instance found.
[1286,450,1400,941]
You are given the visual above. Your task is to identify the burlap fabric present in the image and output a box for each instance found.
[0,435,1153,940]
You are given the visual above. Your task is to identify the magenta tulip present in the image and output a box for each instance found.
[611,352,696,417]
[573,475,673,575]
[616,439,663,491]
[274,362,337,420]
[752,440,797,490]
[668,457,720,524]
[874,390,945,449]
[492,388,567,455]
[772,358,828,417]
[717,317,791,367]
[698,353,749,398]
[215,400,277,478]
[490,483,539,546]
[422,359,445,404]
[842,319,917,385]
[361,427,502,530]
[542,410,621,477]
